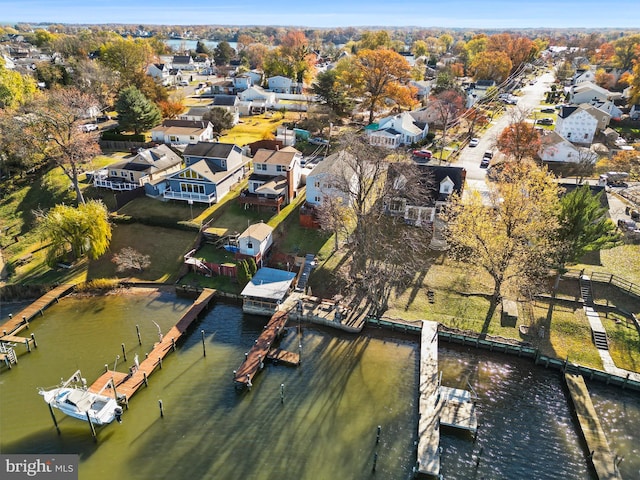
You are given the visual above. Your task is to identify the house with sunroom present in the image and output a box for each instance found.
[94,144,183,191]
[365,111,429,148]
[147,142,249,204]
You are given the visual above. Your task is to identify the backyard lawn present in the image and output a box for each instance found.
[218,112,298,146]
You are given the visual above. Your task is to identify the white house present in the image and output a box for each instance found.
[172,55,197,71]
[237,222,274,266]
[571,68,596,85]
[233,74,252,92]
[366,111,429,148]
[305,150,357,207]
[146,63,171,85]
[589,99,623,120]
[538,131,585,163]
[151,120,215,145]
[569,81,612,104]
[267,75,302,94]
[555,105,601,145]
[239,86,276,104]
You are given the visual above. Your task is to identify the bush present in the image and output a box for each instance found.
[101,130,146,142]
[76,278,122,292]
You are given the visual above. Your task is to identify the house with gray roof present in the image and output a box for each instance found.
[94,144,183,191]
[365,111,429,148]
[148,142,250,205]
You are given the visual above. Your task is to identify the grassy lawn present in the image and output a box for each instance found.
[194,244,236,264]
[86,223,196,282]
[573,244,640,286]
[601,313,640,372]
[218,112,297,146]
[206,202,273,237]
[177,271,243,295]
[118,196,208,224]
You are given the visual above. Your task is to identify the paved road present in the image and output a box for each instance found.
[450,70,555,203]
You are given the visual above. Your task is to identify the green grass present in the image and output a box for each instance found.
[601,314,640,372]
[178,271,243,294]
[572,244,640,286]
[86,223,196,282]
[194,244,236,264]
[218,112,297,146]
[118,196,208,223]
[206,202,273,237]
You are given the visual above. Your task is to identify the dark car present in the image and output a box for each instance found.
[618,219,637,231]
[536,118,554,125]
[540,108,555,114]
[480,157,490,168]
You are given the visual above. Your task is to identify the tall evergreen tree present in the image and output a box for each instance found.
[115,86,162,134]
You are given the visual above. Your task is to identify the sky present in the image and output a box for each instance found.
[2,0,640,29]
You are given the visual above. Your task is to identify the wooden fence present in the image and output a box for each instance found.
[564,269,640,299]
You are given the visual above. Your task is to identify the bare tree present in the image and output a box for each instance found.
[112,247,151,272]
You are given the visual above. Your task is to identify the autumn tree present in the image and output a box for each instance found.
[359,30,392,51]
[115,86,162,135]
[20,87,101,205]
[603,149,640,180]
[613,34,640,71]
[0,57,37,109]
[158,99,185,119]
[70,58,120,111]
[99,37,154,88]
[496,109,541,163]
[444,162,560,303]
[36,200,112,265]
[428,89,465,160]
[112,247,151,272]
[487,33,534,72]
[470,50,512,83]
[344,49,413,124]
[0,110,45,176]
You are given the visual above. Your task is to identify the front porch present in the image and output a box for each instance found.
[163,190,217,204]
[238,191,285,212]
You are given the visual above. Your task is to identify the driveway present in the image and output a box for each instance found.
[454,70,556,204]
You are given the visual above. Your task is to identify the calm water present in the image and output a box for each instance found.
[1,292,638,479]
[164,39,238,52]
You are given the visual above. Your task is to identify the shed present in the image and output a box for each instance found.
[241,267,296,315]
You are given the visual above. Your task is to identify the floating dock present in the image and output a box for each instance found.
[233,309,293,388]
[417,321,478,478]
[565,372,621,480]
[88,288,216,404]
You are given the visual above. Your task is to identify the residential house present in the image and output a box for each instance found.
[151,120,215,146]
[538,131,588,163]
[179,105,213,122]
[209,79,235,95]
[172,55,196,71]
[571,68,596,85]
[366,111,429,148]
[233,74,253,92]
[245,70,263,86]
[629,105,640,121]
[555,105,603,145]
[238,86,276,113]
[385,165,466,226]
[94,144,183,191]
[301,150,357,228]
[589,99,623,120]
[409,80,432,101]
[240,146,303,212]
[267,75,302,94]
[152,141,250,205]
[212,95,240,125]
[146,63,171,85]
[237,222,274,267]
[240,267,297,314]
[569,81,612,104]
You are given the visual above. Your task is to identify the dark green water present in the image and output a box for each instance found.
[1,292,638,479]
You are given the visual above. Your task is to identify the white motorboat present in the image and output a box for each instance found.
[39,370,123,426]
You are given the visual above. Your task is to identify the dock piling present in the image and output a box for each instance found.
[31,333,37,348]
[143,372,148,387]
[158,356,162,369]
[47,403,60,435]
[121,343,127,361]
[372,452,378,472]
[136,325,142,345]
[104,363,109,373]
[280,384,284,403]
[376,425,381,444]
[171,338,176,352]
[201,330,206,357]
[25,337,31,353]
[159,400,164,418]
[86,411,97,441]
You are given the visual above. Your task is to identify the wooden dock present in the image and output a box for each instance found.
[266,347,300,366]
[565,373,622,480]
[233,309,291,388]
[417,321,478,478]
[88,288,216,404]
[1,283,75,337]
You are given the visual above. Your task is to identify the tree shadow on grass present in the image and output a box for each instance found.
[480,299,498,336]
[404,269,428,311]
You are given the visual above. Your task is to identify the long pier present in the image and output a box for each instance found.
[0,283,75,367]
[565,373,622,480]
[417,321,478,478]
[233,309,296,389]
[88,288,216,404]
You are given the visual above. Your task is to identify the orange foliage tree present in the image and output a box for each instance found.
[346,49,413,124]
[487,34,535,72]
[496,121,541,163]
[470,51,512,83]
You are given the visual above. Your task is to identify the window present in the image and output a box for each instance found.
[170,136,177,142]
[389,198,405,212]
[276,165,285,172]
[256,164,266,171]
[314,181,321,188]
[314,196,321,202]
[584,133,588,139]
[247,241,253,249]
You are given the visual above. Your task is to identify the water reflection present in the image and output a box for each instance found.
[1,293,637,480]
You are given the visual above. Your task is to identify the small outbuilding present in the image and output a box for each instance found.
[240,267,297,315]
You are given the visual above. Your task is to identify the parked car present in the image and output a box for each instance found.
[178,80,189,86]
[480,157,490,168]
[483,151,493,159]
[79,123,98,132]
[412,149,433,159]
[618,219,637,231]
[469,138,479,147]
[540,108,555,113]
[309,137,330,146]
[536,118,554,125]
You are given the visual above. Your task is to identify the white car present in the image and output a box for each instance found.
[80,124,98,133]
[179,80,189,86]
[469,138,479,147]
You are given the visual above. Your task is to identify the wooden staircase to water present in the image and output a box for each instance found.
[580,276,609,350]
